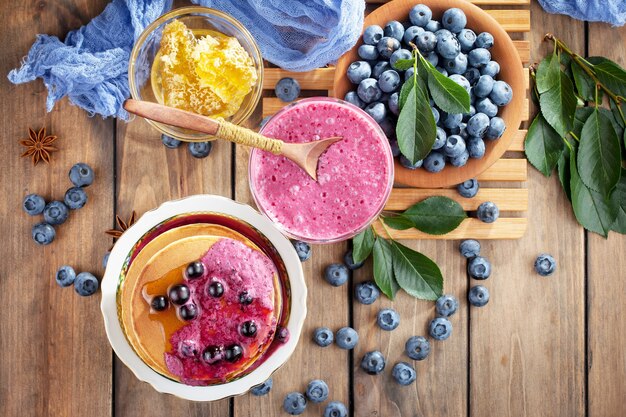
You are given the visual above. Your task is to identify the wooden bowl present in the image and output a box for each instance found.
[333,0,525,188]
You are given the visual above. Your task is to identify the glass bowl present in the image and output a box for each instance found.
[128,7,264,142]
[248,97,395,244]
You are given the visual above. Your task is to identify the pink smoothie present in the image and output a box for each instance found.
[249,98,394,242]
[164,237,278,385]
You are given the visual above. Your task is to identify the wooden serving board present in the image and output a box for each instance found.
[259,0,530,240]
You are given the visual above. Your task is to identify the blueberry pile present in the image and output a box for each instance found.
[24,162,94,246]
[161,134,213,159]
[459,239,491,307]
[282,380,347,417]
[344,4,512,171]
[55,265,99,296]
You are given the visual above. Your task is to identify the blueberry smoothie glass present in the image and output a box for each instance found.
[249,97,394,243]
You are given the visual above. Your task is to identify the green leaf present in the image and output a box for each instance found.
[420,55,470,114]
[394,58,415,71]
[352,226,375,264]
[588,57,626,98]
[577,109,621,196]
[561,53,573,81]
[536,54,559,94]
[557,144,572,202]
[396,72,437,163]
[390,241,443,300]
[382,215,414,230]
[571,63,598,102]
[524,113,565,177]
[539,69,577,137]
[399,80,413,110]
[573,106,594,138]
[373,238,399,299]
[570,147,618,237]
[610,169,626,234]
[599,108,625,145]
[402,196,466,235]
[609,99,626,129]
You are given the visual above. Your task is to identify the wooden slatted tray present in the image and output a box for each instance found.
[259,0,530,240]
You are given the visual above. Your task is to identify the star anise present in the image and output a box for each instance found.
[105,211,137,248]
[19,127,58,165]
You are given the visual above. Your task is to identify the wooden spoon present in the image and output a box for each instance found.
[123,99,342,181]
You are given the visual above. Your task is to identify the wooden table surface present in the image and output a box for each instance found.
[1,1,625,416]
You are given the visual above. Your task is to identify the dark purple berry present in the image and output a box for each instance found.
[168,284,190,305]
[240,321,257,337]
[277,326,290,343]
[150,295,168,311]
[224,344,243,362]
[208,281,224,297]
[185,261,205,280]
[179,303,198,321]
[203,345,223,364]
[239,291,253,305]
[179,340,200,358]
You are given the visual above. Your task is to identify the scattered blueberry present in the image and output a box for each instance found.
[468,285,490,307]
[102,251,110,269]
[354,281,380,305]
[188,141,212,158]
[423,151,446,173]
[74,272,99,296]
[275,77,301,102]
[475,32,494,49]
[409,4,432,27]
[405,336,430,360]
[436,294,459,317]
[55,265,76,287]
[384,21,405,42]
[283,392,307,415]
[179,303,198,321]
[363,25,384,45]
[43,201,69,225]
[313,327,334,347]
[534,254,557,276]
[169,284,191,305]
[467,137,486,158]
[32,222,55,245]
[357,78,383,104]
[324,263,349,286]
[477,201,499,223]
[377,308,400,331]
[305,379,329,403]
[457,178,479,198]
[468,256,492,280]
[250,378,272,396]
[151,295,168,311]
[486,117,506,140]
[292,240,312,262]
[335,326,359,349]
[69,163,94,187]
[64,187,87,210]
[23,194,46,215]
[347,61,372,84]
[364,102,387,123]
[429,317,453,341]
[392,362,417,386]
[361,351,386,375]
[161,134,181,149]
[459,239,481,258]
[344,249,364,270]
[490,80,513,106]
[324,402,348,417]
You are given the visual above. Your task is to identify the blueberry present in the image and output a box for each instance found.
[449,74,471,94]
[372,61,391,79]
[444,53,468,75]
[390,49,412,70]
[426,51,439,67]
[32,222,55,245]
[55,265,76,287]
[458,29,476,52]
[363,25,384,45]
[490,80,513,106]
[463,105,477,122]
[74,272,99,296]
[69,163,94,187]
[378,117,395,138]
[388,92,399,115]
[188,141,212,158]
[475,97,498,118]
[467,113,491,138]
[434,28,453,41]
[449,150,469,167]
[275,77,301,102]
[468,285,490,307]
[178,339,200,358]
[360,351,386,374]
[384,21,405,42]
[432,127,447,150]
[161,134,181,149]
[425,19,441,33]
[442,7,467,33]
[324,263,349,286]
[459,239,481,258]
[468,48,491,69]
[392,362,417,386]
[344,249,364,270]
[477,201,499,223]
[423,151,446,173]
[468,256,492,279]
[486,117,506,140]
[457,179,479,198]
[403,25,424,44]
[102,251,110,269]
[292,240,312,261]
[365,102,387,123]
[431,107,440,124]
[169,284,190,305]
[481,61,500,77]
[313,327,334,347]
[415,31,437,53]
[207,281,224,297]
[150,295,168,311]
[400,155,423,169]
[435,66,448,76]
[305,379,329,403]
[23,194,45,215]
[429,317,452,341]
[404,67,415,81]
[442,113,462,130]
[224,344,243,362]
[344,91,364,108]
[474,75,494,98]
[335,326,359,349]
[444,135,466,158]
[324,402,348,417]
[354,281,380,305]
[357,78,383,104]
[202,345,224,364]
[283,392,307,415]
[43,201,69,225]
[239,291,253,305]
[179,303,198,321]
[376,37,400,59]
[347,61,372,85]
[405,336,430,360]
[250,378,273,396]
[436,32,461,60]
[436,294,459,317]
[409,4,432,27]
[240,320,257,337]
[475,32,494,49]
[185,261,205,280]
[464,68,481,85]
[64,187,87,210]
[377,308,400,331]
[534,254,557,276]
[389,139,401,157]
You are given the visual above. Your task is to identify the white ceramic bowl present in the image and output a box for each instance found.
[100,195,306,401]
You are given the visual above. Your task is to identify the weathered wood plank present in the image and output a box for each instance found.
[476,158,527,182]
[262,68,335,91]
[587,22,626,417]
[386,187,528,211]
[509,129,526,151]
[373,217,527,239]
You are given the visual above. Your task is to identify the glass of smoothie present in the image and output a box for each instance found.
[249,97,395,243]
